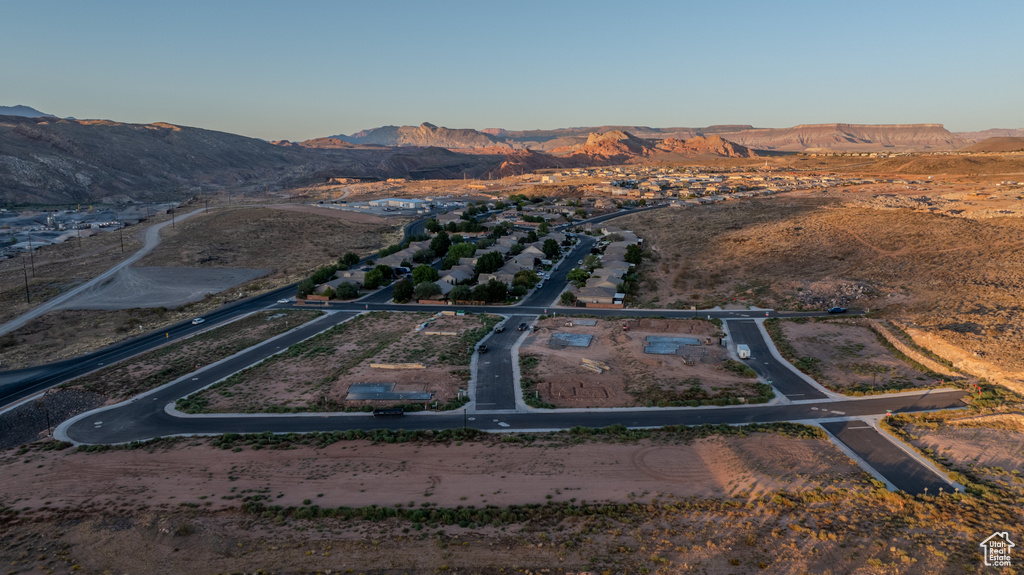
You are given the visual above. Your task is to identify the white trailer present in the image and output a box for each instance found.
[736,344,751,359]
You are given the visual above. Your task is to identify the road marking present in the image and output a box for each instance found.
[192,377,199,380]
[831,410,846,415]
[811,407,818,410]
[94,421,102,425]
[498,422,510,428]
[468,417,476,421]
[846,426,872,430]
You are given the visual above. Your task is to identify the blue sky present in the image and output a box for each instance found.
[2,0,1022,140]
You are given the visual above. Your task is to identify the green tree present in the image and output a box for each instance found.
[392,278,414,303]
[296,278,315,299]
[335,282,359,300]
[474,251,504,275]
[625,244,644,265]
[583,254,601,269]
[424,218,441,233]
[449,284,472,303]
[537,221,550,236]
[560,291,578,306]
[414,281,442,300]
[374,264,394,282]
[513,270,540,289]
[321,286,335,299]
[429,230,451,257]
[341,252,361,267]
[567,268,590,288]
[412,248,436,264]
[525,230,539,243]
[412,265,439,284]
[442,242,477,269]
[364,268,385,290]
[542,238,560,259]
[509,243,525,256]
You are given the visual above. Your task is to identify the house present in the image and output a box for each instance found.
[576,284,617,305]
[334,269,368,287]
[439,265,474,285]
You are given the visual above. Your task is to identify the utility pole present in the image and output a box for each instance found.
[117,212,124,252]
[27,231,35,277]
[171,209,176,228]
[22,256,30,303]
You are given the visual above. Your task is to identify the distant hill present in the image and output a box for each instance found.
[333,122,509,149]
[703,123,966,152]
[956,128,1024,142]
[333,122,970,152]
[960,137,1024,153]
[551,131,757,162]
[0,116,513,205]
[0,105,56,118]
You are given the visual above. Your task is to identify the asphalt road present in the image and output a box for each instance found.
[473,316,532,411]
[821,420,957,495]
[729,320,829,400]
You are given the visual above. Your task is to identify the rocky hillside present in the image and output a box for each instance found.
[0,105,56,118]
[551,131,756,163]
[959,137,1024,153]
[0,116,518,205]
[333,122,508,149]
[708,123,966,152]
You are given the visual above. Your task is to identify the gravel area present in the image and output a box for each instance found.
[0,389,106,450]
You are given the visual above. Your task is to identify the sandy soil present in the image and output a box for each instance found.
[520,317,760,407]
[907,421,1024,497]
[188,311,498,412]
[780,319,936,391]
[1,429,1017,574]
[0,433,858,513]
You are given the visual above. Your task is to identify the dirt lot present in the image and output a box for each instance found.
[181,311,499,413]
[62,310,321,402]
[778,318,939,393]
[620,188,1024,381]
[1,428,1019,574]
[0,215,164,326]
[520,317,764,407]
[138,206,402,288]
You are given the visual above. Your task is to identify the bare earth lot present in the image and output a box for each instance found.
[620,189,1024,388]
[520,317,762,407]
[182,311,499,413]
[56,266,270,310]
[138,206,402,287]
[1,429,1018,574]
[780,318,937,393]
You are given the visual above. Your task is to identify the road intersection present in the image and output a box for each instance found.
[0,206,968,495]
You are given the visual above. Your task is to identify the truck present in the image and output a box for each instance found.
[737,344,751,359]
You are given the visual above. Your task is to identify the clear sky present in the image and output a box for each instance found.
[3,0,1022,140]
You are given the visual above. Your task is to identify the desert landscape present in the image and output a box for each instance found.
[5,3,1024,570]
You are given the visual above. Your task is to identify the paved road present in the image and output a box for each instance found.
[0,207,206,338]
[473,316,532,411]
[729,320,829,400]
[821,419,957,495]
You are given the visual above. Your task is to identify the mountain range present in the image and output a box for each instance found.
[2,105,1023,206]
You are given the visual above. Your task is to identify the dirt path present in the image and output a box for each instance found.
[0,208,205,337]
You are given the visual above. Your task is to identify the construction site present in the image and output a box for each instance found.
[519,317,763,408]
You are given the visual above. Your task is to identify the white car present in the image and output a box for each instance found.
[191,318,205,325]
[277,299,290,304]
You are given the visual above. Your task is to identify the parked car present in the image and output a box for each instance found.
[277,299,290,304]
[518,322,528,331]
[827,307,847,314]
[191,318,205,325]
[477,345,488,354]
[494,325,504,333]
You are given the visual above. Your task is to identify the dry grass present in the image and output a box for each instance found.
[620,190,1024,377]
[138,206,403,287]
